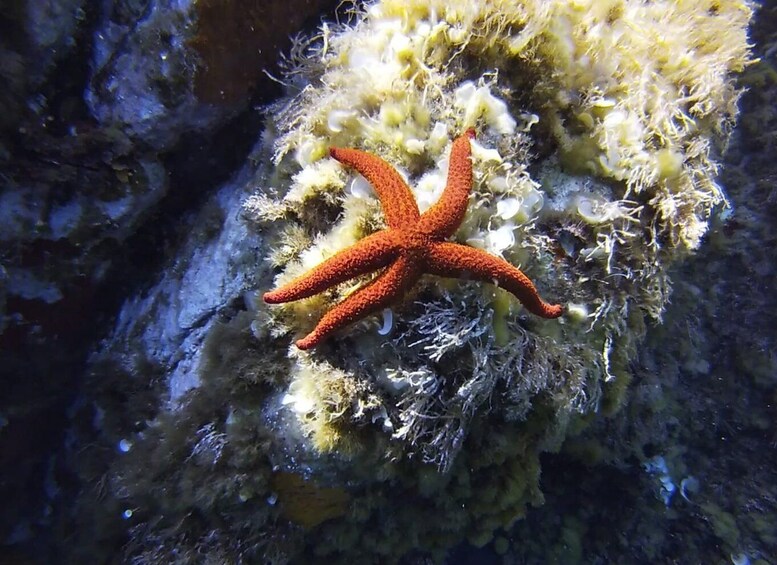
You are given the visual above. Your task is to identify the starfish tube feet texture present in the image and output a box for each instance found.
[264,130,563,350]
[327,147,420,229]
[419,128,476,238]
[295,256,421,350]
[424,242,564,319]
[263,231,400,304]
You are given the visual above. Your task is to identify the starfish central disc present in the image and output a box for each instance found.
[264,129,564,349]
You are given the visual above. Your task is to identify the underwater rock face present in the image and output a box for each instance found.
[63,0,758,563]
[0,0,341,352]
[0,0,87,96]
[85,0,237,150]
[0,0,340,555]
[86,0,342,149]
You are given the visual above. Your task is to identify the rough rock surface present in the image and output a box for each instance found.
[0,0,774,563]
[0,0,339,555]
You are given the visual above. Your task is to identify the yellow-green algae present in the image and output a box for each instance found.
[97,0,755,562]
[239,0,754,560]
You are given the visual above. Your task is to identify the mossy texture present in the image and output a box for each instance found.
[247,0,751,456]
[239,0,753,560]
[79,0,754,562]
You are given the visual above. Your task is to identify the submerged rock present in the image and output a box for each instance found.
[45,0,764,563]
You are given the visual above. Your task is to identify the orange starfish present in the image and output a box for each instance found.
[264,129,563,349]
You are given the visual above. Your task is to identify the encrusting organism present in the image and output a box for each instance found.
[264,129,563,349]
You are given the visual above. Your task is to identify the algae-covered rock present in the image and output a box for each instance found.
[68,0,755,562]
[250,0,752,475]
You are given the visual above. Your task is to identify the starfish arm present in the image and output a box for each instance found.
[263,231,399,304]
[329,147,420,229]
[424,241,564,319]
[296,256,421,349]
[418,129,475,238]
